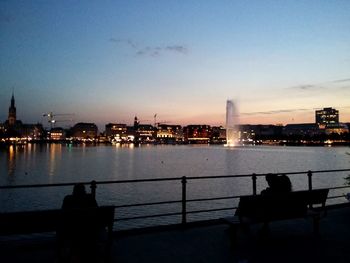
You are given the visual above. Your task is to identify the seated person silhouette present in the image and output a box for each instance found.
[59,183,99,262]
[234,174,292,235]
[259,174,292,235]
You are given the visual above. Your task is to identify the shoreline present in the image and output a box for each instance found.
[1,140,350,148]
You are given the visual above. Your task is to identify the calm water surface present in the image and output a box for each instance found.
[1,144,349,229]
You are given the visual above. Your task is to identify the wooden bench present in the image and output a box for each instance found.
[0,206,115,259]
[224,189,329,239]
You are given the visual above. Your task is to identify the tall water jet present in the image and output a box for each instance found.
[225,99,239,147]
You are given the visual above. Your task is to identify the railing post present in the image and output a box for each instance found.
[90,180,97,198]
[307,170,313,191]
[181,176,187,225]
[252,173,257,195]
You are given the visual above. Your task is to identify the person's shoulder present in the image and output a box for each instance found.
[261,188,272,195]
[62,194,74,209]
[64,194,73,199]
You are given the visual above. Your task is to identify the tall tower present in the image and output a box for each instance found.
[134,116,139,130]
[8,92,16,126]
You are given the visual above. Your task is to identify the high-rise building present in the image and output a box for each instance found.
[8,92,16,126]
[315,107,339,126]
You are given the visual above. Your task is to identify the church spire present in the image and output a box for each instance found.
[8,91,16,126]
[11,90,15,108]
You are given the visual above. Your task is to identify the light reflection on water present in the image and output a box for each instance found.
[0,144,349,229]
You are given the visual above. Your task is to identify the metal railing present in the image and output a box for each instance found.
[1,168,350,228]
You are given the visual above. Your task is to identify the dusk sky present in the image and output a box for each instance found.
[1,1,350,129]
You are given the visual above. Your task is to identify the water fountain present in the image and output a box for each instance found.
[225,99,239,147]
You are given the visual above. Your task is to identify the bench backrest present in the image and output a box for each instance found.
[0,206,115,236]
[238,189,329,221]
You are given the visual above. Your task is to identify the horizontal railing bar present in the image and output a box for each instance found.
[116,211,182,221]
[1,168,349,190]
[186,206,236,214]
[114,189,342,209]
[309,169,350,174]
[115,194,349,221]
[116,206,238,221]
[114,200,182,208]
[94,177,180,185]
[186,168,350,180]
[187,195,242,203]
[114,194,255,209]
[0,182,85,189]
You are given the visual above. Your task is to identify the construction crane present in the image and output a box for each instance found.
[43,112,74,129]
[153,113,171,128]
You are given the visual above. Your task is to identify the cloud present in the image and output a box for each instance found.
[110,38,188,57]
[289,76,350,91]
[136,45,187,57]
[331,78,350,83]
[109,38,138,49]
[242,108,311,116]
[291,84,316,90]
[242,105,350,116]
[165,45,188,54]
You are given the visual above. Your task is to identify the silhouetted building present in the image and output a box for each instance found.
[72,123,98,140]
[0,123,5,138]
[22,124,44,140]
[211,126,226,143]
[136,124,155,142]
[316,107,339,127]
[283,123,320,136]
[236,125,255,141]
[132,116,155,142]
[105,123,127,137]
[105,123,129,142]
[49,127,66,140]
[157,124,183,143]
[184,125,211,143]
[325,123,349,135]
[239,124,282,140]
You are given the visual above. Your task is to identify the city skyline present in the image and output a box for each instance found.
[1,1,350,128]
[2,92,348,132]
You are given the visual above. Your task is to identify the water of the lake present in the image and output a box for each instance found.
[1,144,349,229]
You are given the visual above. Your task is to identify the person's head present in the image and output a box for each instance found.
[72,183,86,196]
[265,173,278,187]
[279,174,292,192]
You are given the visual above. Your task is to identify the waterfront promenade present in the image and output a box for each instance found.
[1,204,349,263]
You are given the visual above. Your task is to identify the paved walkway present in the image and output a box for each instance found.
[1,205,350,263]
